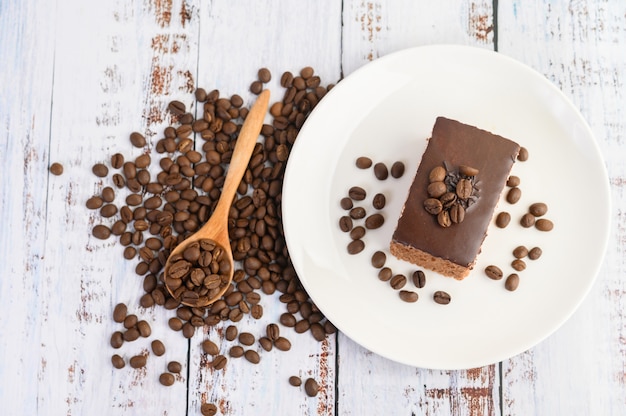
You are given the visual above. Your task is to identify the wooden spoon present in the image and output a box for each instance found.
[163,89,270,307]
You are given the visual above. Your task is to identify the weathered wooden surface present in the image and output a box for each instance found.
[1,0,624,415]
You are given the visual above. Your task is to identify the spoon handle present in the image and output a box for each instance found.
[212,90,270,220]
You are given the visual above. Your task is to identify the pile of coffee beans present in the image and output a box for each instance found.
[88,66,341,410]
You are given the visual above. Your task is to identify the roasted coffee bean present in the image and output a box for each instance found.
[349,226,366,240]
[123,246,136,260]
[101,187,115,203]
[110,331,123,349]
[151,339,166,356]
[429,166,446,183]
[229,346,244,358]
[378,267,392,282]
[365,213,384,229]
[266,323,280,341]
[456,179,473,199]
[200,403,218,416]
[356,157,372,169]
[506,187,521,204]
[168,361,182,373]
[289,376,302,387]
[92,163,109,177]
[517,147,529,161]
[485,265,503,280]
[130,132,146,148]
[280,71,294,87]
[439,192,457,208]
[86,196,104,209]
[129,355,147,369]
[100,204,117,218]
[412,270,426,288]
[168,100,186,115]
[123,328,140,342]
[347,239,365,255]
[390,161,405,178]
[495,212,511,228]
[258,67,271,83]
[304,378,320,397]
[111,153,124,169]
[92,225,111,239]
[274,337,291,351]
[239,332,255,346]
[535,219,553,232]
[505,274,520,291]
[340,197,353,210]
[49,162,63,176]
[168,317,183,331]
[459,165,479,177]
[250,80,263,94]
[244,350,261,364]
[512,259,526,271]
[111,354,125,369]
[372,193,386,210]
[371,251,386,268]
[449,204,465,224]
[339,216,353,232]
[427,181,447,198]
[113,303,127,323]
[513,246,528,259]
[294,319,310,334]
[159,373,175,387]
[280,313,296,327]
[433,291,451,305]
[528,247,543,260]
[259,337,273,352]
[437,211,451,228]
[529,202,548,217]
[373,162,388,180]
[225,325,238,341]
[399,290,418,303]
[424,198,443,215]
[123,314,138,328]
[506,175,520,187]
[348,186,366,201]
[211,355,227,370]
[520,213,535,228]
[349,207,366,220]
[390,274,407,290]
[137,320,151,337]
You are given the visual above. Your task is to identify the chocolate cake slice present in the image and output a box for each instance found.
[390,117,520,280]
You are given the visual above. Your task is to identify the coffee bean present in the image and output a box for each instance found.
[390,161,405,178]
[244,350,261,364]
[348,186,366,201]
[112,173,125,188]
[349,207,366,220]
[274,337,291,351]
[437,211,451,228]
[92,225,111,239]
[459,165,479,177]
[266,323,280,341]
[399,290,418,303]
[229,346,244,358]
[372,193,386,210]
[390,274,407,290]
[123,328,140,342]
[86,196,103,209]
[211,355,227,370]
[365,213,384,229]
[151,340,166,356]
[239,332,255,346]
[374,163,388,180]
[168,361,182,373]
[371,251,386,268]
[168,100,186,115]
[280,313,296,327]
[130,132,146,148]
[424,198,443,215]
[433,291,451,305]
[159,373,175,387]
[310,323,326,341]
[294,319,310,334]
[535,218,553,232]
[92,163,109,177]
[123,314,138,329]
[280,71,294,87]
[258,67,272,83]
[100,204,117,218]
[378,267,392,281]
[449,204,465,224]
[349,226,366,240]
[505,274,520,291]
[529,202,548,217]
[506,187,521,204]
[168,317,183,331]
[289,376,302,387]
[49,162,64,176]
[111,153,124,169]
[129,355,147,369]
[506,175,520,187]
[225,325,238,341]
[339,216,353,232]
[512,259,526,271]
[513,246,528,259]
[113,303,127,323]
[101,187,115,203]
[259,337,273,352]
[520,213,535,228]
[429,166,446,183]
[250,80,263,94]
[111,354,125,369]
[110,331,123,349]
[356,157,372,169]
[347,239,365,255]
[340,197,353,210]
[456,179,472,199]
[200,403,218,416]
[304,378,320,397]
[528,247,543,260]
[427,181,447,198]
[517,147,529,161]
[137,320,151,337]
[495,212,511,228]
[485,265,503,280]
[412,270,426,288]
[439,192,457,208]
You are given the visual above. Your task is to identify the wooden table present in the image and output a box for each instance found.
[2,1,624,415]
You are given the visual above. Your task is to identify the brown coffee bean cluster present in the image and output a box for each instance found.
[423,163,479,228]
[485,244,543,292]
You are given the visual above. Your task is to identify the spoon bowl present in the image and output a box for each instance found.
[163,90,270,307]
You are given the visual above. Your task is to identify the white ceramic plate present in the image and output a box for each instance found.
[282,45,610,370]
